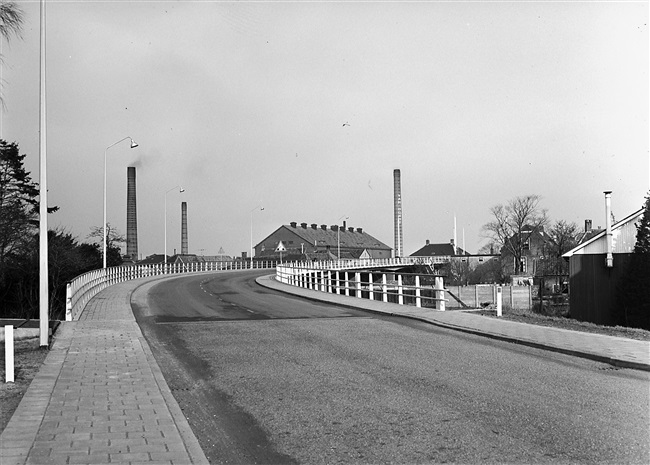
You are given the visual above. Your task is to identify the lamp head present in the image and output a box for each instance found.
[130,139,139,149]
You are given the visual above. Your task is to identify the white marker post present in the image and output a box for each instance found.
[496,286,503,317]
[5,325,14,383]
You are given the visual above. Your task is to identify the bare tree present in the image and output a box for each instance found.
[482,195,548,275]
[548,220,578,252]
[87,224,125,267]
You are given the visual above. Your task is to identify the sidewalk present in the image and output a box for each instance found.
[0,276,208,465]
[256,274,650,372]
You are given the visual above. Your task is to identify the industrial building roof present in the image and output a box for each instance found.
[258,222,391,251]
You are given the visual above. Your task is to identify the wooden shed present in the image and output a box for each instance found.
[562,208,643,325]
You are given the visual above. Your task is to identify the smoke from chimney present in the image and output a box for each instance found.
[393,169,403,258]
[181,201,188,255]
[126,167,138,260]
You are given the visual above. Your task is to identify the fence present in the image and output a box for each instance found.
[276,262,533,311]
[445,284,532,310]
[65,260,277,321]
[276,264,448,310]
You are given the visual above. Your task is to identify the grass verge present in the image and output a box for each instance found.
[0,337,49,433]
[474,306,650,341]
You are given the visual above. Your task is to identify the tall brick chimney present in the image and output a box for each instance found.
[126,167,138,260]
[181,201,188,255]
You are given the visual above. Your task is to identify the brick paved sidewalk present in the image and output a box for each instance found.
[0,278,208,465]
[257,274,650,371]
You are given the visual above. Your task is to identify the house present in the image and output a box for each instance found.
[410,239,467,257]
[562,208,644,326]
[500,225,552,278]
[410,239,500,284]
[254,222,392,261]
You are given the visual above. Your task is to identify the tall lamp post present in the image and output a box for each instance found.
[38,0,48,346]
[103,137,138,268]
[164,186,185,268]
[250,205,264,267]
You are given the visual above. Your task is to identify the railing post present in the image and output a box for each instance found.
[65,282,72,321]
[368,272,374,301]
[355,272,361,298]
[397,274,404,305]
[382,273,388,303]
[435,276,445,311]
[415,275,421,308]
[344,272,350,296]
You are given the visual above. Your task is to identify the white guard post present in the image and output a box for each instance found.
[496,286,503,317]
[5,325,14,383]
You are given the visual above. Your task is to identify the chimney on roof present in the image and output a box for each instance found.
[321,224,327,230]
[311,223,317,230]
[331,225,338,231]
[426,239,430,245]
[348,227,354,232]
[301,223,307,229]
[290,222,297,228]
[604,191,613,268]
[343,220,347,230]
[356,228,363,233]
[585,219,592,232]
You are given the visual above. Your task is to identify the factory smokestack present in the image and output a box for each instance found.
[126,167,138,261]
[393,169,403,258]
[181,201,188,255]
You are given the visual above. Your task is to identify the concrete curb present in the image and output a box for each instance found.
[138,337,209,464]
[256,274,650,372]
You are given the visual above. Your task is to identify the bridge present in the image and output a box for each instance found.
[65,257,452,321]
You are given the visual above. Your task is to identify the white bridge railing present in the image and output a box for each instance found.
[276,261,448,310]
[65,261,277,321]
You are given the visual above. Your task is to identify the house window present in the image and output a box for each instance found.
[478,257,484,263]
[523,239,530,251]
[520,257,527,273]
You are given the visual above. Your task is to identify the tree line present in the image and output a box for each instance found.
[0,140,124,320]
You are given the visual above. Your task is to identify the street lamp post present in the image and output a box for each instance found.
[103,137,138,268]
[38,0,48,347]
[250,205,264,268]
[337,215,349,260]
[164,186,185,269]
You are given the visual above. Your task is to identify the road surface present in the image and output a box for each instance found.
[132,270,649,464]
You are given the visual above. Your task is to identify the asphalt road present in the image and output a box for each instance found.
[132,270,650,464]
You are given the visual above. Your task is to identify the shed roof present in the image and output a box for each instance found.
[562,209,643,258]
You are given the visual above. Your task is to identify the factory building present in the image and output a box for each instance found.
[254,222,392,261]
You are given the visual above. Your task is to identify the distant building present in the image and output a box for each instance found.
[500,225,552,277]
[411,239,467,257]
[254,222,392,261]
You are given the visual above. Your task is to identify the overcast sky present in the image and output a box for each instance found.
[1,0,648,259]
